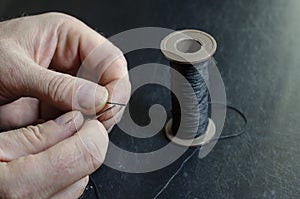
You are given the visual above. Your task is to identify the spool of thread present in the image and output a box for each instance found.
[160,29,217,147]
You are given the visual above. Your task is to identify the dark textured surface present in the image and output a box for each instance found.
[1,0,300,198]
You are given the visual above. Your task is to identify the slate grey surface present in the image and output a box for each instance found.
[1,0,299,198]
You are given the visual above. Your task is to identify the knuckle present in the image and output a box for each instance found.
[44,12,72,21]
[41,12,82,34]
[116,56,128,69]
[113,56,129,76]
[44,12,68,17]
[20,125,45,150]
[25,125,44,142]
[111,57,130,82]
[45,72,74,105]
[45,12,82,27]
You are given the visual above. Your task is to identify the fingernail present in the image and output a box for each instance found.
[54,111,82,126]
[77,83,108,112]
[96,86,109,109]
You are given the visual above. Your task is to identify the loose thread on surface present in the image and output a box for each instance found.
[84,81,247,198]
[210,103,248,140]
[153,148,200,199]
[152,104,247,199]
[86,104,247,199]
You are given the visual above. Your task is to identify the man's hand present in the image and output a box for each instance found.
[0,111,109,198]
[0,12,130,130]
[0,12,131,198]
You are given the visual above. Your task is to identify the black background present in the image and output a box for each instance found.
[1,0,300,198]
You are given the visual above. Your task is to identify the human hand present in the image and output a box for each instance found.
[0,12,131,198]
[0,110,109,198]
[0,12,130,131]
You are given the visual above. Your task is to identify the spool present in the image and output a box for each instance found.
[161,29,217,147]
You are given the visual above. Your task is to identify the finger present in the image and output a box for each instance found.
[48,12,124,75]
[20,64,109,115]
[46,13,130,113]
[98,75,131,122]
[0,120,108,198]
[0,15,110,115]
[0,50,108,115]
[0,97,39,131]
[49,176,89,199]
[101,107,125,132]
[35,12,126,85]
[0,111,84,162]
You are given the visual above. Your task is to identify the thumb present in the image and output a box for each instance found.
[0,120,108,198]
[23,66,108,115]
[0,111,84,162]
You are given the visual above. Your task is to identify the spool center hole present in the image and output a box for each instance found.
[176,39,202,53]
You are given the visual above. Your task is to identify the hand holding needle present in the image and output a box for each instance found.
[87,102,126,120]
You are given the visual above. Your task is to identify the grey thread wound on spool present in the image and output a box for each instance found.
[161,29,217,144]
[170,59,210,139]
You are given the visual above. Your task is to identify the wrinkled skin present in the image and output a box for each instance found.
[0,12,130,198]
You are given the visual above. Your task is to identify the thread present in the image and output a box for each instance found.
[170,58,212,139]
[82,29,248,198]
[83,101,126,120]
[84,103,247,199]
[106,102,126,106]
[161,29,217,144]
[153,104,248,199]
